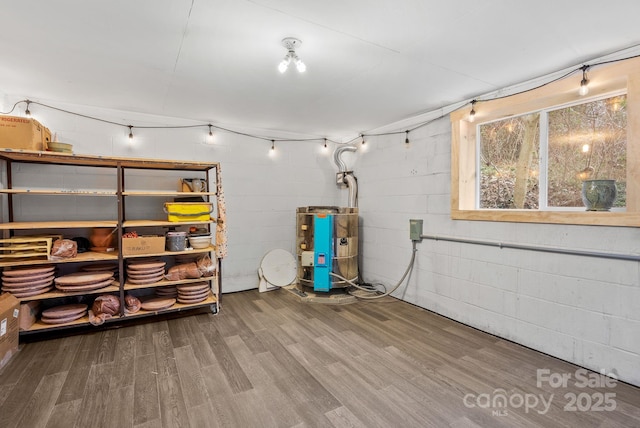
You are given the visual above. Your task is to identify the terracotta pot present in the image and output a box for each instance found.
[89,228,116,248]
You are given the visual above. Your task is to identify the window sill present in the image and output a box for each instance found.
[451,208,640,227]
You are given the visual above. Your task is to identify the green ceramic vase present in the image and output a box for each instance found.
[581,179,617,211]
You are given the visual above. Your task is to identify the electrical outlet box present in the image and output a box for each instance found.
[409,219,423,241]
[301,251,314,266]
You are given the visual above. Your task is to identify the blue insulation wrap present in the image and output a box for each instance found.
[313,213,333,292]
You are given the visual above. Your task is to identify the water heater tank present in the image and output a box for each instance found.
[296,206,358,292]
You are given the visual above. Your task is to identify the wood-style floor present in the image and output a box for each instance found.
[0,288,638,428]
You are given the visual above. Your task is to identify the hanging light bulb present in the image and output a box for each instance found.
[269,140,276,156]
[278,56,291,73]
[128,125,134,141]
[24,100,32,117]
[207,124,214,144]
[405,130,410,145]
[579,65,590,96]
[361,134,366,146]
[323,138,328,151]
[294,54,306,73]
[469,100,477,122]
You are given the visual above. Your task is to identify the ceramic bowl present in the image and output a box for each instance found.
[48,141,73,153]
[188,235,211,249]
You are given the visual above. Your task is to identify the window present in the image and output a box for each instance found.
[478,94,627,210]
[451,55,640,226]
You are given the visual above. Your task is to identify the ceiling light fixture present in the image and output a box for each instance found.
[579,65,590,96]
[128,125,134,141]
[278,37,306,73]
[24,100,31,117]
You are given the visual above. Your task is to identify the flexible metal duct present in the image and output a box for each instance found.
[333,145,358,208]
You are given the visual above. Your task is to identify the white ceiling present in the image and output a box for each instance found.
[2,0,640,139]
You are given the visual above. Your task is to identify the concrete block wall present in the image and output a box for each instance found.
[352,115,640,387]
[0,98,340,292]
[2,95,638,386]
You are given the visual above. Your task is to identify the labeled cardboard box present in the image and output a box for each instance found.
[0,115,52,151]
[121,236,165,256]
[0,293,20,371]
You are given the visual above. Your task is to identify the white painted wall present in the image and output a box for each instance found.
[0,98,340,293]
[352,115,640,387]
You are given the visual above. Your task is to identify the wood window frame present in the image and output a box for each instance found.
[450,56,640,227]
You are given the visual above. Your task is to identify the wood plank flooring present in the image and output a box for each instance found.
[1,288,638,427]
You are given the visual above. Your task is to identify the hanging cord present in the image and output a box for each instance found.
[330,240,417,300]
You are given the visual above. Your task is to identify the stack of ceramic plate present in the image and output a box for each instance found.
[1,265,56,297]
[48,141,73,154]
[81,263,118,275]
[41,303,87,324]
[155,285,177,298]
[54,271,115,292]
[126,260,165,285]
[140,296,176,311]
[176,282,210,304]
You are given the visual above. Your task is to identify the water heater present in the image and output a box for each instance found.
[296,206,358,292]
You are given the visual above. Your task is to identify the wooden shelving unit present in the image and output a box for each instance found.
[0,149,223,336]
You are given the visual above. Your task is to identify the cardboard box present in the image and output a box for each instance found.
[121,236,165,256]
[0,293,20,371]
[0,115,51,151]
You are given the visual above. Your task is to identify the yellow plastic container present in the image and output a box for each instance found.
[164,202,213,222]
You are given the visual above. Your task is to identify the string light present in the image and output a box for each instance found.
[579,65,590,96]
[207,124,214,144]
[6,51,637,150]
[469,100,477,122]
[323,138,328,151]
[405,130,410,145]
[269,139,275,156]
[128,125,134,141]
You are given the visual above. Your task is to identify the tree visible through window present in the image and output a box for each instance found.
[479,114,540,209]
[478,94,626,210]
[548,95,626,208]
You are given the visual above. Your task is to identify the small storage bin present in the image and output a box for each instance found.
[164,202,213,222]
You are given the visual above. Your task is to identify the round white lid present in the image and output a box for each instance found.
[260,249,297,287]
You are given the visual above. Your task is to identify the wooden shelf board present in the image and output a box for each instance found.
[0,189,116,196]
[122,191,216,197]
[122,246,215,259]
[0,250,119,267]
[0,220,118,230]
[124,276,215,291]
[123,220,216,228]
[0,149,219,171]
[123,294,218,320]
[17,284,120,302]
[22,315,92,332]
